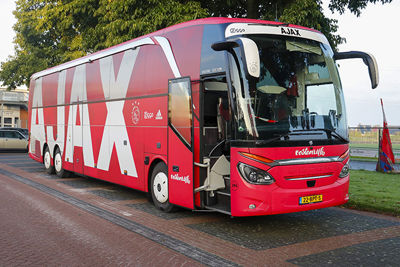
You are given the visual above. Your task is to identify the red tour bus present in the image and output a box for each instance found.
[28,18,378,216]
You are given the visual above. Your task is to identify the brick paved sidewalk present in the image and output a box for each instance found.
[1,153,399,266]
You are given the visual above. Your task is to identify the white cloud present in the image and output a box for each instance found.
[0,0,16,63]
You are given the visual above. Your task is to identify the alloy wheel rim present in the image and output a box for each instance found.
[55,153,62,173]
[153,172,168,203]
[44,151,51,169]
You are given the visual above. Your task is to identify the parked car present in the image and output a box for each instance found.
[0,127,28,138]
[0,129,28,151]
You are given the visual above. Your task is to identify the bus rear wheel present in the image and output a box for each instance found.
[150,162,175,212]
[54,147,69,178]
[44,146,55,174]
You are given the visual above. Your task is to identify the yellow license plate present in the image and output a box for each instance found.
[299,194,323,205]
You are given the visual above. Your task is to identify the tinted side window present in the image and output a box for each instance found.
[4,131,21,138]
[16,132,24,139]
[168,77,192,147]
[200,24,227,76]
[3,131,15,138]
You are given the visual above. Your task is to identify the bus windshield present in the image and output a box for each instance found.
[228,35,348,145]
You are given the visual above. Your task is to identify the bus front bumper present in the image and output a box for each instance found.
[230,176,349,217]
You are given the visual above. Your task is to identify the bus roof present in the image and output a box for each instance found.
[31,17,322,80]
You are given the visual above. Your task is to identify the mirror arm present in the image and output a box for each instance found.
[211,41,238,51]
[334,51,367,60]
[334,51,379,89]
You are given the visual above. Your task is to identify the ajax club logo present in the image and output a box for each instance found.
[131,101,140,125]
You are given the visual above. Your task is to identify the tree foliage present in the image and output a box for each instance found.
[199,0,345,48]
[328,0,393,16]
[0,0,392,88]
[0,0,207,88]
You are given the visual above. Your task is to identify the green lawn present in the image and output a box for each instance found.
[343,170,400,217]
[350,156,378,162]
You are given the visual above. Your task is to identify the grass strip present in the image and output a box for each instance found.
[343,170,400,217]
[350,156,378,162]
[350,143,400,150]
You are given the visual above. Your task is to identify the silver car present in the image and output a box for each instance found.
[0,127,28,138]
[0,129,29,151]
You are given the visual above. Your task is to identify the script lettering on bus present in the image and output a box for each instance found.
[170,174,191,184]
[295,147,325,157]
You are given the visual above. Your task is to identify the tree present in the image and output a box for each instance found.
[0,0,392,89]
[90,0,207,51]
[0,0,100,88]
[328,0,393,16]
[198,0,392,49]
[1,0,206,88]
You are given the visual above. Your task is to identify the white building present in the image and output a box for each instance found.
[0,88,29,128]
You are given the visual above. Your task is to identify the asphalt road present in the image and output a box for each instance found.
[350,147,400,160]
[350,147,400,171]
[1,153,399,266]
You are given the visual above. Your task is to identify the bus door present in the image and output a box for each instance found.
[199,75,232,213]
[167,77,194,209]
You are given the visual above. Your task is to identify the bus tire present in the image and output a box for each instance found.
[54,147,69,178]
[150,162,175,212]
[44,146,55,174]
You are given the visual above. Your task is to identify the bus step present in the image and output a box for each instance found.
[205,191,231,215]
[216,191,230,197]
[218,186,230,194]
[204,203,231,215]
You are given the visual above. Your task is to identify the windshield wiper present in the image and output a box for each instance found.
[293,128,349,143]
[325,129,349,143]
[255,132,293,145]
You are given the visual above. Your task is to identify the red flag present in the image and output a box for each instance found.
[376,99,396,172]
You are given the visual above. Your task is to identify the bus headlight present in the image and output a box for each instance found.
[339,163,350,178]
[237,162,275,185]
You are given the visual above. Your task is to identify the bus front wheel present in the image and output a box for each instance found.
[150,162,175,212]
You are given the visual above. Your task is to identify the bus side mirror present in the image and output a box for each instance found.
[334,51,379,89]
[212,38,260,79]
[237,38,260,79]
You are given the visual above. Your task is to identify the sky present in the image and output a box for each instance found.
[0,0,399,126]
[321,1,400,127]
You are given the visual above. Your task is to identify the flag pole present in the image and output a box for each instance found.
[380,98,387,127]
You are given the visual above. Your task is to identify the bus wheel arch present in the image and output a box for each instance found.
[149,160,175,212]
